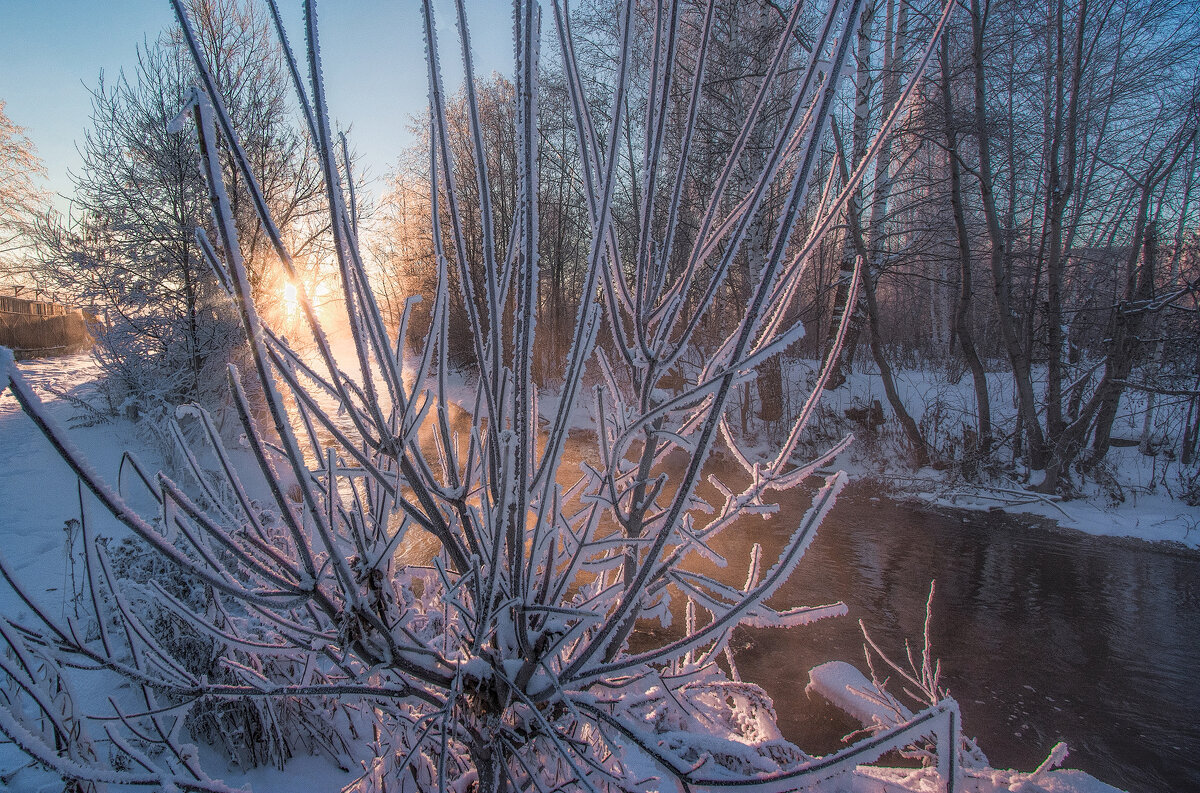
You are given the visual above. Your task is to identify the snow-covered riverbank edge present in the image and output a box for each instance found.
[836,456,1200,554]
[829,444,1200,553]
[777,359,1200,552]
[539,355,1200,553]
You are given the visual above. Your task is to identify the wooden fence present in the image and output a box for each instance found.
[0,292,93,360]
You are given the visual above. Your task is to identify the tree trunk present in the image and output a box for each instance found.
[822,252,859,391]
[1084,225,1156,468]
[822,0,876,389]
[969,0,1048,469]
[863,270,930,467]
[939,30,993,460]
[826,9,928,467]
[1041,0,1088,444]
[1139,142,1196,452]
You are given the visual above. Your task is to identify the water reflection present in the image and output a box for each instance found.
[722,488,1200,793]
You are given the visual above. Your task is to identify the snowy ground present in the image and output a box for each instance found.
[0,351,1162,792]
[771,359,1200,550]
[0,354,359,793]
[0,354,137,789]
[0,353,152,601]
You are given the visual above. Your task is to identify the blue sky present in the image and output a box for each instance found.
[1,1,514,210]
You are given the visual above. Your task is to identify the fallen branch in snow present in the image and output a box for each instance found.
[945,485,1072,520]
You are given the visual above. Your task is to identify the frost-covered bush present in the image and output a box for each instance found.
[0,0,956,791]
[1171,462,1200,506]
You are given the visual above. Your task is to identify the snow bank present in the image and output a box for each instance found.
[792,361,1200,550]
[851,765,1127,793]
[0,345,13,385]
[807,661,912,728]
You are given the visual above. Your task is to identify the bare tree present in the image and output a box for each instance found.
[823,0,935,466]
[937,17,993,461]
[960,0,1200,491]
[34,0,324,412]
[0,100,47,285]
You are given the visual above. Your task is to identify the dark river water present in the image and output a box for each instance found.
[712,485,1200,793]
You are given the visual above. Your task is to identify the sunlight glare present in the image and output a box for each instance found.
[282,281,299,319]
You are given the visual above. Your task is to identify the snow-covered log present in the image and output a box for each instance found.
[808,660,914,729]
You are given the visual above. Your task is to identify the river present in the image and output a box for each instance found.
[711,484,1200,793]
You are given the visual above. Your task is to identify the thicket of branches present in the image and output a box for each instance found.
[0,100,46,276]
[0,0,972,791]
[375,0,1200,494]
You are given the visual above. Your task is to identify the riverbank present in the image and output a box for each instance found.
[776,359,1200,552]
[852,454,1200,552]
[432,352,1200,551]
[899,489,1200,560]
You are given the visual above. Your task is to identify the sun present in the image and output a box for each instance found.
[281,281,299,319]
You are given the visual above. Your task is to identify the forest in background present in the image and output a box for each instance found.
[369,0,1200,498]
[3,0,1199,500]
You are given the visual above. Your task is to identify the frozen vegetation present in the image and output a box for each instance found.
[0,0,1197,791]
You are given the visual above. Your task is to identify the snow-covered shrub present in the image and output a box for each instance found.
[858,582,989,769]
[0,0,956,790]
